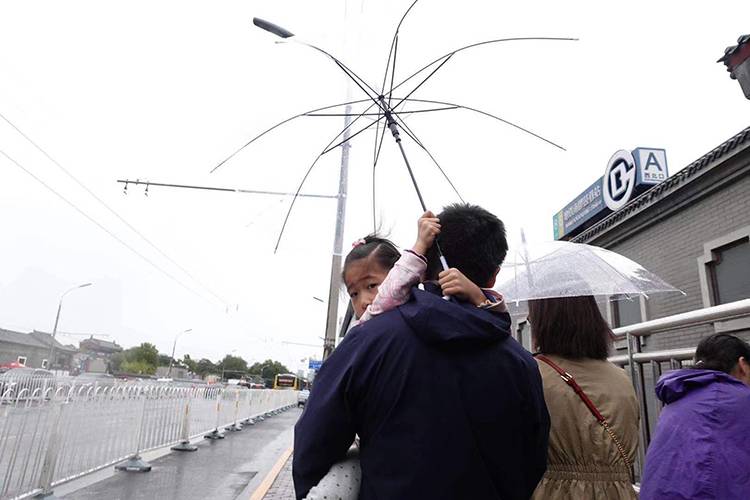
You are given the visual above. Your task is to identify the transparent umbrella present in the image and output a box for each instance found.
[495,239,683,306]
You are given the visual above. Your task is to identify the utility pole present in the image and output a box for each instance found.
[49,283,92,371]
[322,104,351,360]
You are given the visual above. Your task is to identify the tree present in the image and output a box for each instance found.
[182,354,197,373]
[217,354,248,379]
[195,358,218,378]
[109,351,125,373]
[248,359,291,385]
[128,343,159,367]
[158,354,172,367]
[121,359,156,375]
[114,342,159,375]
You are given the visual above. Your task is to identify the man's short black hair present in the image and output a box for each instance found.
[425,203,508,286]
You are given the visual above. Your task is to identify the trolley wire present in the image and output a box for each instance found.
[0,111,231,307]
[0,149,227,309]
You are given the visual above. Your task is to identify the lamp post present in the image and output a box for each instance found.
[253,18,352,362]
[719,34,750,99]
[48,282,92,371]
[167,329,192,378]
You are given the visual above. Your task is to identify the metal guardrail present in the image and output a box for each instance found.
[0,379,297,499]
[607,297,750,481]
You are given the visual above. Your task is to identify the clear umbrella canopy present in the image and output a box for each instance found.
[494,240,683,306]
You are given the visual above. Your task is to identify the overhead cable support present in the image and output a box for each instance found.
[0,111,231,307]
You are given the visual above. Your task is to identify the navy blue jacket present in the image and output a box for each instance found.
[293,286,549,499]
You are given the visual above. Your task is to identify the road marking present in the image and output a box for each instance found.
[249,445,293,500]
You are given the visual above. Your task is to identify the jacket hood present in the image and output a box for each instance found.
[398,283,510,347]
[655,368,744,404]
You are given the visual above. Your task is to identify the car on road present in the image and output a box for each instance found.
[297,389,310,407]
[0,367,55,400]
[74,372,116,389]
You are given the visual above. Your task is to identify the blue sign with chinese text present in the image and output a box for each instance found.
[308,359,323,371]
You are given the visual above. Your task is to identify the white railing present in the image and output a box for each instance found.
[0,379,297,499]
[607,297,750,481]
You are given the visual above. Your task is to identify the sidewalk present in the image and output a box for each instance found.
[262,455,295,500]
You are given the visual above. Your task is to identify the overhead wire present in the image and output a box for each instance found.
[0,111,232,306]
[0,149,227,309]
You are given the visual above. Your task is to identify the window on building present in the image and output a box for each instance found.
[709,238,750,305]
[516,320,533,352]
[41,359,49,369]
[609,296,644,351]
[611,296,642,328]
[17,356,27,366]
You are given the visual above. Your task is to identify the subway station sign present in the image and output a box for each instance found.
[553,148,668,240]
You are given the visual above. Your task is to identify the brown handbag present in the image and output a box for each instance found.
[535,354,634,482]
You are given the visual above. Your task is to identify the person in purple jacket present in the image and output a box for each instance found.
[640,333,750,499]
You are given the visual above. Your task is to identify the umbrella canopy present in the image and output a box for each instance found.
[495,240,682,305]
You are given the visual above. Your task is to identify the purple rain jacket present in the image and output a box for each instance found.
[640,368,750,499]
[293,284,550,500]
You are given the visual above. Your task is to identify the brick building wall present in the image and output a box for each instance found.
[576,129,750,352]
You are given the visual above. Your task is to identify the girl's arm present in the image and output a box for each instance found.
[358,212,440,323]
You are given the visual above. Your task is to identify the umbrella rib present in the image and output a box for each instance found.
[381,0,419,96]
[388,37,578,98]
[321,115,386,155]
[387,35,399,108]
[391,54,454,111]
[389,112,464,203]
[209,98,373,173]
[401,97,566,150]
[274,101,379,252]
[372,115,388,232]
[305,106,460,116]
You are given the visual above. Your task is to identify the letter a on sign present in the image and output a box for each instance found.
[645,152,663,172]
[633,148,669,185]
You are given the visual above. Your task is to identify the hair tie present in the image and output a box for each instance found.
[352,238,367,248]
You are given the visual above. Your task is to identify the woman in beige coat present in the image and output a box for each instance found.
[529,296,640,500]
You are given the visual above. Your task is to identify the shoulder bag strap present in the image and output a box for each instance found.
[535,354,634,481]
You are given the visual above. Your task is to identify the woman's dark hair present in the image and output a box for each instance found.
[425,203,507,286]
[528,295,613,360]
[342,235,400,280]
[693,334,750,374]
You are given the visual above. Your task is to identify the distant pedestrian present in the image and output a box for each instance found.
[640,333,750,500]
[529,296,639,500]
[293,203,549,500]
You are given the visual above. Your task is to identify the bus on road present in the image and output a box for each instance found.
[273,373,309,390]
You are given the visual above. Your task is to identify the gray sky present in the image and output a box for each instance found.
[1,0,748,372]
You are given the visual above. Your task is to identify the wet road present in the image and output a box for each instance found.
[59,407,301,500]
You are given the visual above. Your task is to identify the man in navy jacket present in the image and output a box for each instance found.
[293,204,549,499]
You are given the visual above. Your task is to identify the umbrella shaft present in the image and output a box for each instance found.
[379,97,449,272]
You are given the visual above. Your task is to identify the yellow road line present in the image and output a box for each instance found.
[249,446,294,500]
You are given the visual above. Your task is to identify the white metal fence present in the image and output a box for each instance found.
[0,380,297,499]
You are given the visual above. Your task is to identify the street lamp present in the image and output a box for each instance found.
[167,329,192,378]
[718,34,750,99]
[48,282,92,371]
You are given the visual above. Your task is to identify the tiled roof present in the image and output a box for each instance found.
[0,328,48,349]
[573,126,750,243]
[29,331,78,353]
[80,336,122,351]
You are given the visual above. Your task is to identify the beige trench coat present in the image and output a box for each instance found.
[532,355,640,500]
